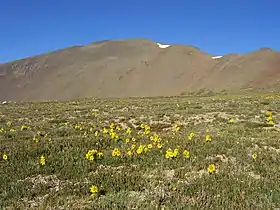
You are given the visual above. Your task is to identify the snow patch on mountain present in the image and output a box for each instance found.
[157,43,171,49]
[212,56,223,59]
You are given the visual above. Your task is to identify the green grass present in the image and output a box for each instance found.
[1,94,280,209]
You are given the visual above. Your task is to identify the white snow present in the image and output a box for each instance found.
[212,56,223,59]
[157,43,171,49]
[1,101,7,105]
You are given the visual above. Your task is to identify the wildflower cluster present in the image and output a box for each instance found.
[112,148,121,157]
[265,111,275,125]
[2,94,278,208]
[138,124,151,135]
[21,124,31,131]
[172,123,180,133]
[108,123,120,140]
[165,148,179,159]
[188,132,195,140]
[150,133,161,144]
[126,127,132,135]
[86,149,104,161]
[33,134,39,143]
[136,145,145,155]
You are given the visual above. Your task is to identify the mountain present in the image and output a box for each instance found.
[0,38,280,101]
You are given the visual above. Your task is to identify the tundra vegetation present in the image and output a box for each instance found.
[1,93,280,209]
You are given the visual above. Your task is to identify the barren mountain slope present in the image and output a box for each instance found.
[1,39,280,101]
[0,39,160,100]
[116,44,216,97]
[198,48,280,91]
[0,39,215,100]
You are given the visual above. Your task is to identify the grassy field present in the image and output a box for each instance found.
[1,94,280,209]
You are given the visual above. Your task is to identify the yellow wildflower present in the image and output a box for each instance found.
[268,120,275,125]
[173,148,179,157]
[110,123,115,129]
[148,144,153,149]
[172,124,180,133]
[89,185,98,194]
[94,131,99,137]
[126,127,132,135]
[150,133,161,143]
[131,144,136,150]
[33,135,39,143]
[125,138,130,143]
[40,155,46,166]
[252,153,257,160]
[132,137,136,142]
[165,148,178,159]
[86,149,102,161]
[112,148,121,157]
[183,150,190,159]
[3,153,8,161]
[97,152,104,159]
[207,164,216,174]
[103,127,108,134]
[88,155,94,161]
[265,111,272,117]
[110,130,119,140]
[267,116,273,121]
[74,124,81,130]
[157,143,163,149]
[205,135,212,142]
[144,129,150,135]
[21,125,27,131]
[188,132,195,140]
[229,119,235,123]
[144,124,150,130]
[136,145,144,155]
[266,116,275,125]
[126,150,132,156]
[165,149,173,159]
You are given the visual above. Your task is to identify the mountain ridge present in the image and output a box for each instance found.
[1,38,280,101]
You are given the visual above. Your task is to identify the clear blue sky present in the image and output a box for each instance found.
[1,0,279,63]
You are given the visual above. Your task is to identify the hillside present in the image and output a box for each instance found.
[0,39,280,101]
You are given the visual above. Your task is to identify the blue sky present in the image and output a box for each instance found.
[1,0,279,63]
